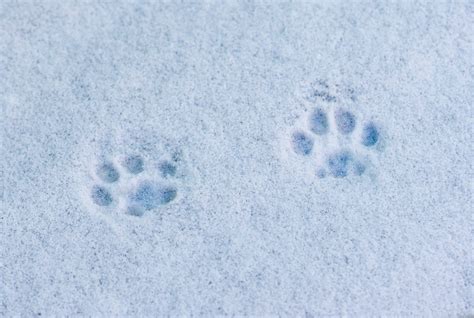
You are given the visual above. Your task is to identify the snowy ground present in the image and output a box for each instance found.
[1,1,473,316]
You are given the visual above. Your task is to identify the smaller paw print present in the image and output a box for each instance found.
[287,80,382,178]
[89,152,182,217]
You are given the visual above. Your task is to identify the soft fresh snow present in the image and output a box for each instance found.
[1,1,473,316]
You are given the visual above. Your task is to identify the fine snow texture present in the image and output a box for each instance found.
[1,1,473,316]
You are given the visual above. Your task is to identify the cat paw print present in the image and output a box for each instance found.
[286,80,382,178]
[73,126,190,219]
[89,152,182,217]
[73,126,190,222]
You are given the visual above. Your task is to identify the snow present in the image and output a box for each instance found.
[1,1,472,316]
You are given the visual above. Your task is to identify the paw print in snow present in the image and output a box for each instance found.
[286,80,382,178]
[76,129,187,218]
[89,153,181,217]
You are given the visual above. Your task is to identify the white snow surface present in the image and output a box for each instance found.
[1,1,473,316]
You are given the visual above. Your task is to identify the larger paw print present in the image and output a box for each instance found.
[288,80,382,178]
[90,152,182,217]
